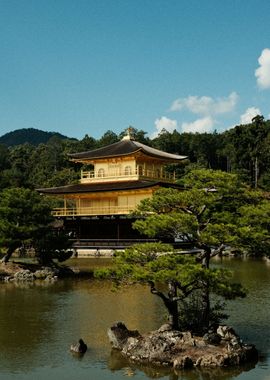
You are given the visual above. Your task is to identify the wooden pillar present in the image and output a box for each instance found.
[117,222,120,242]
[64,197,67,216]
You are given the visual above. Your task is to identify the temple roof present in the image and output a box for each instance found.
[37,180,183,195]
[68,138,187,163]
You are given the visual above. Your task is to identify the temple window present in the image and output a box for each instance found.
[98,168,105,177]
[124,166,132,175]
[138,165,143,175]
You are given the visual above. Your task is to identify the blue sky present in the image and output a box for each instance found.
[0,0,270,139]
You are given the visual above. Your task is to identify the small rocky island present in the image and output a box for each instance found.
[108,322,258,369]
[0,261,91,283]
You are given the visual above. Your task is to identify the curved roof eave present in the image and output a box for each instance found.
[68,139,187,162]
[69,148,143,161]
[37,180,184,195]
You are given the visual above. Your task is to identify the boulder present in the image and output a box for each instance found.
[70,338,87,354]
[203,332,222,345]
[14,269,35,282]
[34,267,58,281]
[108,322,141,350]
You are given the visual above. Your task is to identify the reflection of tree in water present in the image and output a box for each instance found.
[73,280,165,353]
[108,348,256,380]
[0,280,75,372]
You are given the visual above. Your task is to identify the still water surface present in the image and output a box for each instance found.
[0,258,269,380]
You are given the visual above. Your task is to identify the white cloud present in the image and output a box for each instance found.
[152,116,178,138]
[181,117,214,133]
[170,92,238,116]
[255,48,270,89]
[151,91,239,137]
[240,107,261,124]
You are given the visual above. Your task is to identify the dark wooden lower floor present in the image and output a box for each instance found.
[63,215,146,239]
[56,215,193,250]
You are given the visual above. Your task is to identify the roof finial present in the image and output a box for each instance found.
[122,126,135,140]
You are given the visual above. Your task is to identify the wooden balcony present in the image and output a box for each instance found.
[80,168,176,184]
[52,205,136,217]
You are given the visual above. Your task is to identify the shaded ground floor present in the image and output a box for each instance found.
[64,215,145,239]
[55,215,193,256]
[61,215,156,251]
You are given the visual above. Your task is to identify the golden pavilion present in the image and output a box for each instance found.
[38,130,187,254]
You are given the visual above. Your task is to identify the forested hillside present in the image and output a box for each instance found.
[0,128,69,147]
[0,116,269,191]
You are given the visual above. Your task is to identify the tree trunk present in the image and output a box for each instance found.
[36,250,54,266]
[197,246,211,332]
[1,246,17,263]
[149,280,180,330]
[166,298,179,330]
[200,281,210,333]
[166,281,179,330]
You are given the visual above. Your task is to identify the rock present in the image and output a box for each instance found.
[203,332,221,345]
[34,267,59,279]
[108,322,141,350]
[173,356,194,369]
[196,353,227,367]
[0,262,76,282]
[217,325,239,341]
[107,323,258,369]
[14,270,35,282]
[70,339,87,354]
[158,323,173,332]
[181,331,196,346]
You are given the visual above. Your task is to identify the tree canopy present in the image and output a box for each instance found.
[95,169,269,334]
[0,187,71,264]
[133,169,269,257]
[95,241,245,333]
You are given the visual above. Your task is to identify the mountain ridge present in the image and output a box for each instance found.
[0,128,72,146]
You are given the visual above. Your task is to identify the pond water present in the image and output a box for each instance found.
[0,257,269,380]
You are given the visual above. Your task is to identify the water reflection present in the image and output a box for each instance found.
[0,280,73,372]
[108,348,257,380]
[0,257,269,380]
[0,278,164,374]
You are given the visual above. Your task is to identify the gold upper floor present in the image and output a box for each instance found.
[80,167,175,183]
[80,158,176,184]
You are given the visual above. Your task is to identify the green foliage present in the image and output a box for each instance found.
[95,243,174,283]
[178,294,228,334]
[133,169,268,255]
[151,117,270,189]
[34,230,73,265]
[95,242,245,333]
[0,187,71,263]
[5,144,35,187]
[119,127,151,145]
[0,127,68,147]
[220,117,270,187]
[97,130,119,147]
[235,201,270,256]
[134,212,198,239]
[1,120,270,190]
[108,168,270,332]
